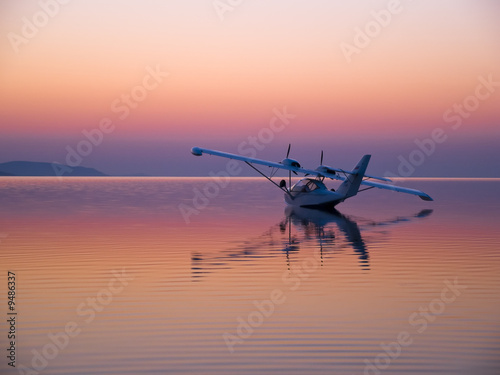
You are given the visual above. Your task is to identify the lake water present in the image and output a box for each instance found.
[1,177,499,375]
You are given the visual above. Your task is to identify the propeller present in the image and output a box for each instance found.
[282,144,297,188]
[315,150,335,178]
[307,150,324,177]
[288,145,292,189]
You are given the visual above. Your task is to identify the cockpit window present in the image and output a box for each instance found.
[307,180,320,191]
[291,179,326,192]
[291,180,307,192]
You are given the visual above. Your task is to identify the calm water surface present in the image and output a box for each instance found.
[0,177,499,374]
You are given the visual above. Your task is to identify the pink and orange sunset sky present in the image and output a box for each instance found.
[1,0,499,176]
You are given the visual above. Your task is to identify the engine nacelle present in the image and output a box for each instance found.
[316,165,337,175]
[281,158,301,168]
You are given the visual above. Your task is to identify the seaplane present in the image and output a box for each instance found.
[191,145,433,209]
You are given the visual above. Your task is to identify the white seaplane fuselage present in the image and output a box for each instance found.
[285,178,343,208]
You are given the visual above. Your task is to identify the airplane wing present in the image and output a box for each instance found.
[359,179,433,201]
[315,166,391,182]
[191,147,345,181]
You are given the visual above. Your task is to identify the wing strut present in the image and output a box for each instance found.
[244,162,293,198]
[357,186,375,193]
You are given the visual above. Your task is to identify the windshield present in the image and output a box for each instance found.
[291,179,326,192]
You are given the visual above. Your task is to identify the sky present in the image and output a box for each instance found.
[0,0,499,176]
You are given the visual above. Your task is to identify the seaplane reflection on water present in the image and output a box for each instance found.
[191,208,433,280]
[283,206,370,270]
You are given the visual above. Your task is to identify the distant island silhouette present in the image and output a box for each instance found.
[0,161,107,176]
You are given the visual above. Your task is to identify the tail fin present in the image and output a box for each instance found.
[336,155,371,199]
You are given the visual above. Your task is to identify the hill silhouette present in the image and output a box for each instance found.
[0,161,107,176]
